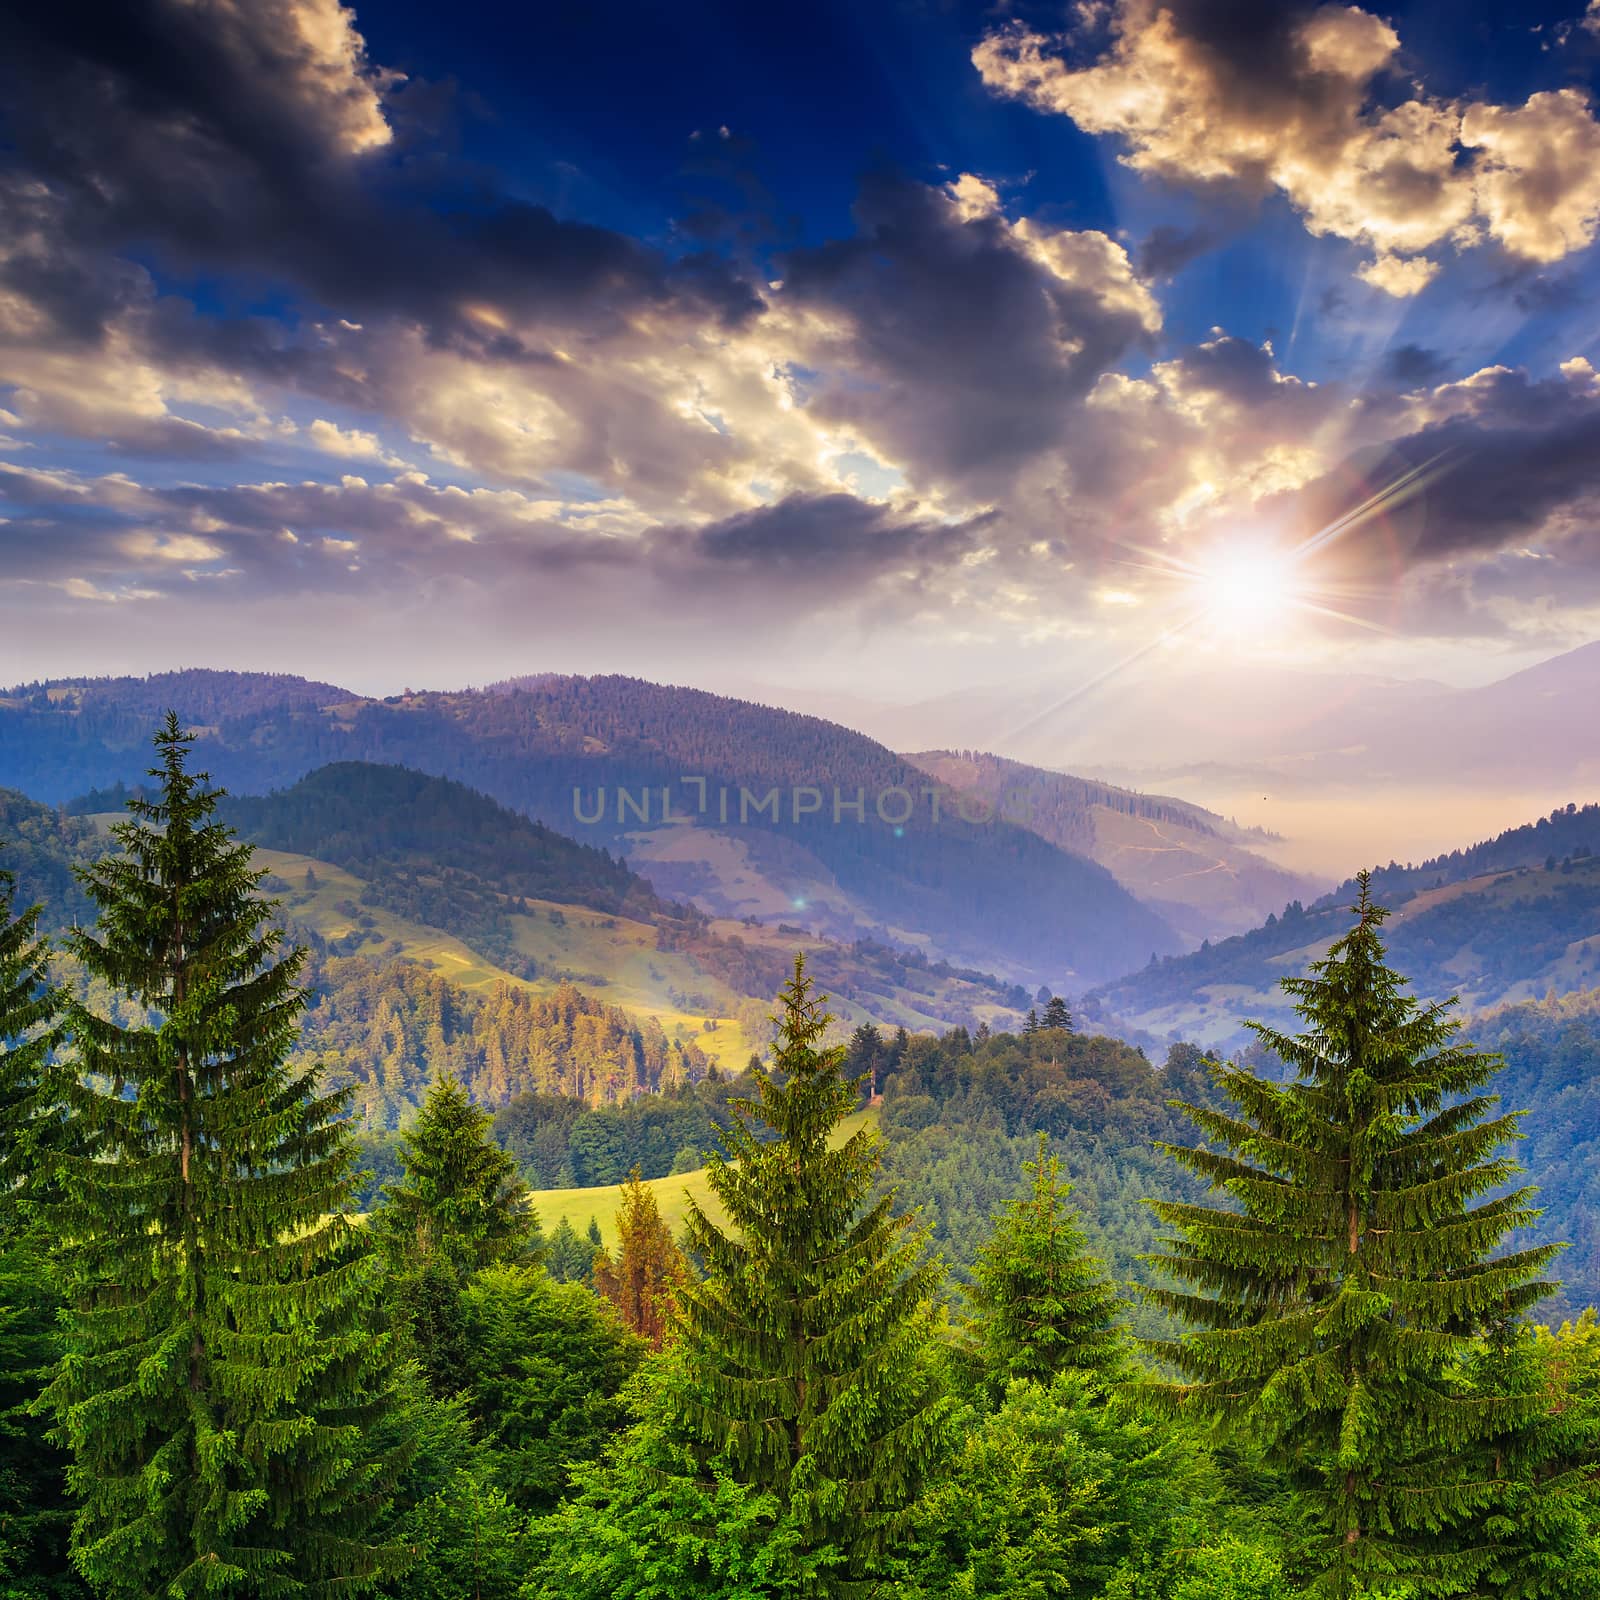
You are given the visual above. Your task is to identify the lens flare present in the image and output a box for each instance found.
[1193,546,1302,627]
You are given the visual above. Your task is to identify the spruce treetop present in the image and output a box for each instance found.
[374,1072,539,1275]
[1144,870,1562,1598]
[972,1131,1124,1390]
[673,955,953,1590]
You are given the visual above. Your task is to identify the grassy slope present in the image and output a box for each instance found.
[255,847,756,1067]
[528,1106,880,1249]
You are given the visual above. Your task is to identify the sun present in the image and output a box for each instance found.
[1192,545,1303,628]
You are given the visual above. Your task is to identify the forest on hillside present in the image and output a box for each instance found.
[8,722,1600,1600]
[6,738,1600,1598]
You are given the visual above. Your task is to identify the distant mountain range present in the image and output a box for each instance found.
[1085,801,1600,1047]
[905,750,1321,942]
[792,640,1600,790]
[1,669,1202,985]
[3,765,1036,1113]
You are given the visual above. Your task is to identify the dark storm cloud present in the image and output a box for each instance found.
[0,0,762,350]
[779,171,1157,489]
[688,492,993,576]
[1286,368,1600,571]
[1379,344,1450,386]
[1137,222,1218,278]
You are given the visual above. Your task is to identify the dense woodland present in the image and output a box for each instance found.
[6,720,1600,1598]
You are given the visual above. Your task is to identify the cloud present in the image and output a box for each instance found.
[1461,90,1600,264]
[0,459,997,627]
[304,418,405,466]
[777,171,1160,492]
[0,1,760,351]
[974,1,1600,293]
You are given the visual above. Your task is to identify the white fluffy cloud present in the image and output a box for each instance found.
[974,1,1600,294]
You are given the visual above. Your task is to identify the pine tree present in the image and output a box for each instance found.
[592,1166,687,1349]
[1143,872,1561,1598]
[0,855,59,1218]
[1456,1316,1600,1599]
[971,1132,1124,1393]
[1039,995,1073,1033]
[37,715,406,1599]
[0,859,78,1593]
[371,1074,540,1276]
[672,956,952,1593]
[1022,1008,1039,1034]
[545,1217,592,1284]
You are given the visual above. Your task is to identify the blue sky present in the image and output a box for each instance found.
[3,0,1600,701]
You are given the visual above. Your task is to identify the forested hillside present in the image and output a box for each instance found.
[4,769,1031,1120]
[0,670,1180,982]
[1089,804,1600,1043]
[909,747,1321,941]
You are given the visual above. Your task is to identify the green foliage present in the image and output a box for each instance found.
[544,1217,594,1285]
[0,1237,85,1600]
[0,853,61,1214]
[668,956,954,1592]
[1456,1315,1600,1597]
[492,1070,746,1188]
[523,1353,828,1600]
[970,1133,1125,1391]
[1098,1535,1292,1600]
[36,716,406,1599]
[455,1264,643,1514]
[906,1373,1223,1600]
[1144,872,1562,1598]
[368,1376,529,1600]
[372,1075,542,1276]
[873,1028,1216,1330]
[0,857,82,1598]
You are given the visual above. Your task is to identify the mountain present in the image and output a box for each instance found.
[1086,801,1600,1046]
[905,749,1324,942]
[0,670,1180,984]
[833,644,1600,790]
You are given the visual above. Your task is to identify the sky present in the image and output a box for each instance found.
[4,0,1600,708]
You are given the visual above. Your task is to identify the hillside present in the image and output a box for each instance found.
[907,749,1323,942]
[0,669,1181,983]
[1087,801,1600,1045]
[0,789,103,927]
[5,765,1032,1123]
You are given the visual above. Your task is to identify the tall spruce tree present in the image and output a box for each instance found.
[38,716,405,1599]
[1144,872,1561,1598]
[371,1075,542,1392]
[0,858,80,1594]
[673,956,952,1593]
[0,855,59,1215]
[1039,995,1073,1033]
[971,1132,1124,1392]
